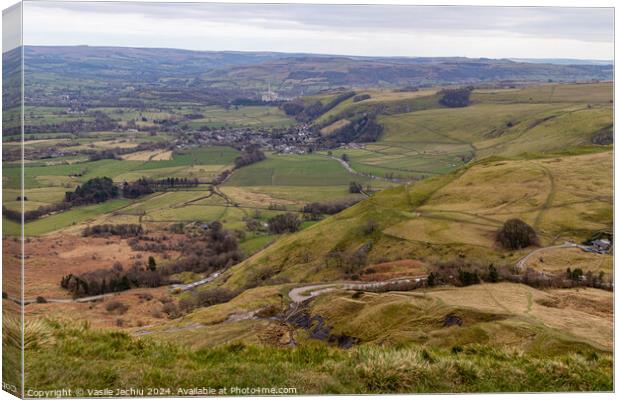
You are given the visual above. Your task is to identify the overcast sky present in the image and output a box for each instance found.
[17,1,615,60]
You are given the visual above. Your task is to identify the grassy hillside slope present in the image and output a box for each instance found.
[317,83,612,180]
[216,150,612,290]
[22,318,612,394]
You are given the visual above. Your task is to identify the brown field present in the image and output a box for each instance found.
[220,186,300,208]
[310,283,613,351]
[92,140,140,149]
[361,259,428,281]
[426,283,613,349]
[121,150,172,161]
[22,232,181,298]
[524,247,613,276]
[26,286,172,330]
[320,118,351,135]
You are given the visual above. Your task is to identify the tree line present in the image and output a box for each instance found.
[122,177,200,199]
[234,147,266,169]
[82,224,144,238]
[4,175,203,223]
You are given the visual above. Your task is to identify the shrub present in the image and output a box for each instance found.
[458,270,480,286]
[487,265,499,283]
[147,256,157,271]
[255,304,281,318]
[267,213,301,234]
[178,288,238,313]
[496,219,539,250]
[302,199,360,220]
[162,302,180,319]
[362,220,379,235]
[349,181,363,193]
[105,301,129,315]
[427,272,437,287]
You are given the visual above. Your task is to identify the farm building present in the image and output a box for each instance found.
[592,239,612,253]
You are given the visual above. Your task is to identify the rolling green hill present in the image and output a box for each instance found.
[314,83,612,180]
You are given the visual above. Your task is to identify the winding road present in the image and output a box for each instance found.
[170,270,222,292]
[5,293,116,306]
[326,155,407,184]
[514,242,579,272]
[288,276,428,304]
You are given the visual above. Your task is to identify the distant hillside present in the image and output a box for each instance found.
[23,46,295,80]
[16,46,613,105]
[510,58,613,66]
[224,56,612,93]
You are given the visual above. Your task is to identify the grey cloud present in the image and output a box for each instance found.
[25,1,613,42]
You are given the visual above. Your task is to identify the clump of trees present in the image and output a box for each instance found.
[326,242,373,279]
[496,219,539,250]
[244,215,265,232]
[82,224,143,238]
[89,150,118,161]
[6,174,200,223]
[427,257,501,287]
[161,221,243,276]
[61,261,166,297]
[123,177,200,198]
[438,88,472,108]
[212,169,231,185]
[349,181,364,193]
[302,199,360,220]
[65,177,119,205]
[234,147,266,168]
[353,94,371,102]
[122,178,154,198]
[281,101,305,116]
[267,213,301,234]
[3,202,71,222]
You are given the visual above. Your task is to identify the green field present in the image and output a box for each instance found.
[185,106,294,129]
[225,153,373,187]
[3,146,239,189]
[22,199,133,236]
